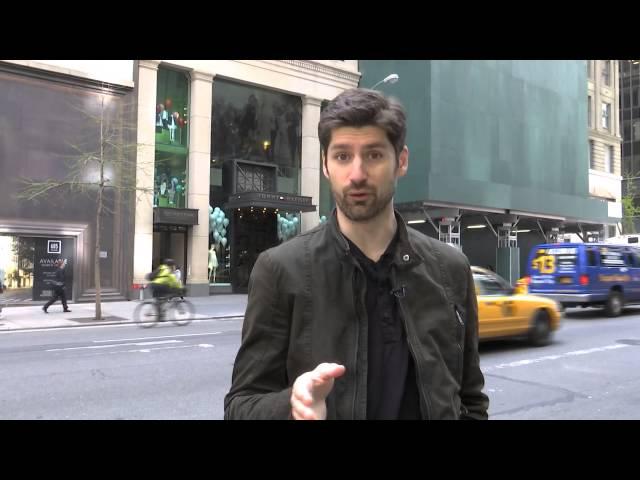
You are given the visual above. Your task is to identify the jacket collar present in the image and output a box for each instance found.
[328,208,423,269]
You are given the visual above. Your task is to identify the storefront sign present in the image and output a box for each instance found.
[225,192,316,212]
[154,207,199,225]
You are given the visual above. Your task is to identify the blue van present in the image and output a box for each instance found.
[525,243,640,317]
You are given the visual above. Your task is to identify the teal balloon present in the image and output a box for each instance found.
[213,231,220,241]
[209,206,213,214]
[223,218,229,227]
[214,207,220,214]
[292,217,299,224]
[221,237,227,247]
[221,228,227,237]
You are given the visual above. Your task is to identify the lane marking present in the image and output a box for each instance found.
[92,332,221,343]
[483,344,631,372]
[46,340,182,352]
[63,343,216,357]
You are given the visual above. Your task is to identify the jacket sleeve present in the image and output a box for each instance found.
[460,265,490,419]
[224,250,293,420]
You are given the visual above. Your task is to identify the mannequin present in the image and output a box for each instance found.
[208,245,218,283]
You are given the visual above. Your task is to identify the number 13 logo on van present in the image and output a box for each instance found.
[531,253,556,274]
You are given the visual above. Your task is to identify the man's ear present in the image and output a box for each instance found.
[396,146,409,178]
[322,152,330,179]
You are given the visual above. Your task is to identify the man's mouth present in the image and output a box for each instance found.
[347,191,371,200]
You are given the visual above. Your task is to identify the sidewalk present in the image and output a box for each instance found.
[0,294,248,331]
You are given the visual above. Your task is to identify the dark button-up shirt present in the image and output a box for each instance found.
[347,231,422,420]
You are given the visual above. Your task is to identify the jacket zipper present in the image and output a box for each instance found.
[454,305,464,383]
[396,297,432,420]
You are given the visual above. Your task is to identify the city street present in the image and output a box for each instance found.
[483,307,640,419]
[1,304,639,419]
[0,317,243,419]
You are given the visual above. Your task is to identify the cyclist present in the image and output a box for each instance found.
[148,258,184,320]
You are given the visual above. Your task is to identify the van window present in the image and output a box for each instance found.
[598,247,627,268]
[586,249,598,267]
[631,251,640,267]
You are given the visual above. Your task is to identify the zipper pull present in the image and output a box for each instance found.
[454,307,464,326]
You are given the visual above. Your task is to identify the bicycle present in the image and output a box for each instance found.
[133,286,195,328]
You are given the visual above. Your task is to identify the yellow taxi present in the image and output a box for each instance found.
[472,266,561,346]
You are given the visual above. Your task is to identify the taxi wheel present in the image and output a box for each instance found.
[604,292,623,318]
[529,310,551,347]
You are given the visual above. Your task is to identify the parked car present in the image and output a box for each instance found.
[471,266,561,345]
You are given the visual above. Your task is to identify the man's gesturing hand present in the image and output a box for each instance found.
[290,363,346,420]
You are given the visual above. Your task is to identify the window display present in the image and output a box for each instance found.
[155,68,189,148]
[153,151,187,208]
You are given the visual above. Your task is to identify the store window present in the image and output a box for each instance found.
[211,79,302,194]
[155,67,189,208]
[153,151,187,208]
[209,79,303,288]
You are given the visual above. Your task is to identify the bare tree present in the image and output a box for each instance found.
[17,91,152,320]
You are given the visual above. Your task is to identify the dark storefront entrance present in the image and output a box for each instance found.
[152,207,198,272]
[225,191,316,293]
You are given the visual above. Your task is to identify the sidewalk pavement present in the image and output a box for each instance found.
[0,294,248,332]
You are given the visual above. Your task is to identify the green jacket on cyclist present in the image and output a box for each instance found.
[151,264,182,289]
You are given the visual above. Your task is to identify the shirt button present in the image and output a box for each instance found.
[403,254,410,262]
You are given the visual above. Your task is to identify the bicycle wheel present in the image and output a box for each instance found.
[133,301,159,328]
[170,299,195,326]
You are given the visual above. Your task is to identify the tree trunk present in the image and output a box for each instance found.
[95,184,103,320]
[95,97,104,321]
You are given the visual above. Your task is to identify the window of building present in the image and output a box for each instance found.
[587,60,592,79]
[589,140,595,169]
[602,60,611,86]
[209,79,303,288]
[602,102,611,130]
[155,68,189,149]
[211,79,302,194]
[605,145,613,173]
[588,95,592,128]
[153,151,187,208]
[155,67,189,209]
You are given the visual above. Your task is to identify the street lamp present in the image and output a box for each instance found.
[370,73,399,90]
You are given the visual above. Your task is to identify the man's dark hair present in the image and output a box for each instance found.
[163,258,176,267]
[318,88,407,165]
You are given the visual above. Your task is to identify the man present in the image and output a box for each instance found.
[43,259,71,313]
[225,88,489,420]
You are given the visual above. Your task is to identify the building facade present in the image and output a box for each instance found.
[358,60,621,282]
[132,60,360,296]
[586,60,623,239]
[0,60,137,305]
[620,60,640,233]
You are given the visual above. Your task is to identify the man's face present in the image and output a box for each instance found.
[323,126,408,222]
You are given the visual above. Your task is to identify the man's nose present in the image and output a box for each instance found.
[348,156,367,184]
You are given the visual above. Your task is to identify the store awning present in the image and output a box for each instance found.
[225,192,316,213]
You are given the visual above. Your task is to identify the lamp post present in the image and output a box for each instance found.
[370,73,399,90]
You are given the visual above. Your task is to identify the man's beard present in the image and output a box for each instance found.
[332,182,395,222]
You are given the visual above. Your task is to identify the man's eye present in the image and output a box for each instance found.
[335,153,350,162]
[368,151,383,160]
